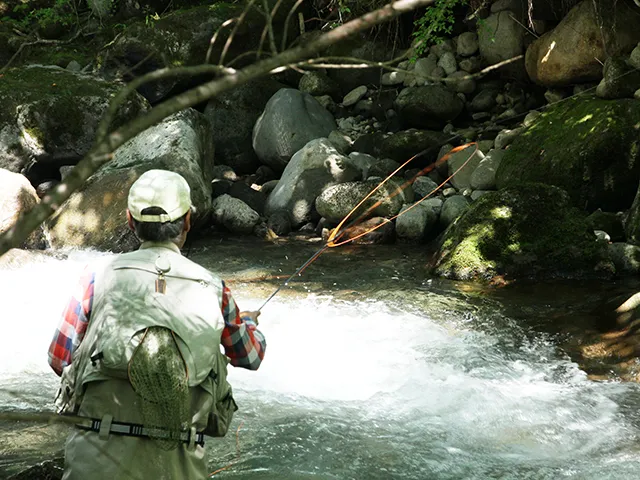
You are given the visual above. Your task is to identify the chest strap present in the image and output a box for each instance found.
[75,416,205,446]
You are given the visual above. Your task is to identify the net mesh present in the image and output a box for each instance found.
[128,326,191,450]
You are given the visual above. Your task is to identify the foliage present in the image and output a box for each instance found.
[411,0,467,57]
[6,0,77,31]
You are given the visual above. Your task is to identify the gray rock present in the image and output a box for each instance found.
[494,127,524,149]
[431,40,454,58]
[316,178,413,223]
[413,176,440,199]
[440,195,470,227]
[267,210,291,236]
[212,165,238,181]
[630,43,640,70]
[396,203,438,242]
[442,187,458,197]
[526,1,640,87]
[596,56,640,100]
[545,89,568,104]
[299,71,340,98]
[253,89,337,172]
[421,197,444,215]
[47,109,213,252]
[328,130,353,154]
[413,54,438,84]
[635,88,640,100]
[348,152,376,179]
[523,111,542,127]
[343,85,368,106]
[368,158,401,178]
[395,85,464,129]
[204,78,285,175]
[381,71,406,85]
[478,11,525,66]
[212,194,260,234]
[458,56,484,73]
[0,168,48,249]
[608,242,640,274]
[469,89,497,112]
[66,60,82,72]
[457,32,479,57]
[470,190,491,201]
[445,71,476,94]
[447,146,485,190]
[264,138,360,227]
[470,149,505,190]
[438,51,458,75]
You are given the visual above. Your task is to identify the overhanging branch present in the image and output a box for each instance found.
[0,0,435,258]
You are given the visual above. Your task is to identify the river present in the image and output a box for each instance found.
[2,237,640,479]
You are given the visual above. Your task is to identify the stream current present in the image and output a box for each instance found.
[2,237,640,479]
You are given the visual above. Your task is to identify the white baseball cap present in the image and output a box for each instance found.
[128,169,193,223]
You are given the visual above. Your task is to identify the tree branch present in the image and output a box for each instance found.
[0,0,435,258]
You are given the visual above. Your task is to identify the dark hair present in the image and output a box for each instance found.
[132,207,187,243]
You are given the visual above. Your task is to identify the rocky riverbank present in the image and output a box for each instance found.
[1,0,640,284]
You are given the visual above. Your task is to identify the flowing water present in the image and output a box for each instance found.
[2,237,640,479]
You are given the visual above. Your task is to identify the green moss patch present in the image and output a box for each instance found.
[433,183,610,281]
[495,95,640,212]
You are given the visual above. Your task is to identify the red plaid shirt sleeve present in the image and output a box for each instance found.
[220,281,266,370]
[48,267,95,376]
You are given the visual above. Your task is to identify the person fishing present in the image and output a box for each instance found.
[47,169,266,479]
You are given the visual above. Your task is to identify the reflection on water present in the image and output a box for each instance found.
[2,238,640,479]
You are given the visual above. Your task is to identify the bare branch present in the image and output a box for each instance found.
[0,0,436,258]
[281,0,305,52]
[206,18,236,64]
[1,30,82,73]
[96,64,235,144]
[220,0,258,66]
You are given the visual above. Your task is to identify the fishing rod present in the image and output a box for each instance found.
[256,141,479,311]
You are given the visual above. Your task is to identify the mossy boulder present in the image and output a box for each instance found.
[0,66,149,181]
[102,1,302,103]
[433,183,611,281]
[495,95,640,212]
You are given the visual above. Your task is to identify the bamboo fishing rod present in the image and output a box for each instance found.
[256,141,479,311]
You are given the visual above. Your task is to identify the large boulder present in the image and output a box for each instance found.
[525,0,640,87]
[315,179,414,224]
[495,96,640,212]
[394,85,464,129]
[264,138,360,228]
[478,10,526,74]
[47,109,213,252]
[253,89,337,172]
[100,2,302,102]
[203,78,286,174]
[0,66,148,182]
[433,184,610,281]
[0,169,48,249]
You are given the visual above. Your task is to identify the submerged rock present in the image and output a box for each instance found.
[433,183,611,281]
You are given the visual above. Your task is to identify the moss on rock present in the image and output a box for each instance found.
[495,95,640,212]
[433,183,611,281]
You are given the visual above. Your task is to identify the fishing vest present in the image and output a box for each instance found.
[55,242,237,438]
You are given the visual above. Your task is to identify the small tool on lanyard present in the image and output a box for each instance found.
[155,257,171,294]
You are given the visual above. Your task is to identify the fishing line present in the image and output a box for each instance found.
[257,142,479,311]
